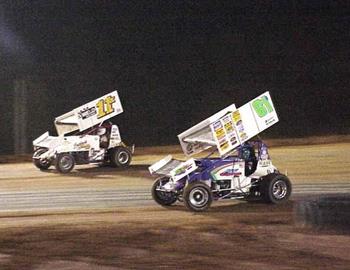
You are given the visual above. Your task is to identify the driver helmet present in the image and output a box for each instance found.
[97,127,106,136]
[239,143,254,161]
[242,147,251,160]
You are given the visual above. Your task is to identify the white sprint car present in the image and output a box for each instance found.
[33,91,134,173]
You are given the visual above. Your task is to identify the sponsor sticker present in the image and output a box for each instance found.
[170,159,198,181]
[78,107,97,120]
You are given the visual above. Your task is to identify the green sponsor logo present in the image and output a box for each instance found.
[252,95,273,117]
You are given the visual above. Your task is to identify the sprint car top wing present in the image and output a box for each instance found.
[55,91,123,136]
[178,91,279,157]
[178,103,237,156]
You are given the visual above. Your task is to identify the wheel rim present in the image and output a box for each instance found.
[272,180,288,199]
[40,159,50,166]
[59,156,73,170]
[118,151,129,164]
[189,187,209,208]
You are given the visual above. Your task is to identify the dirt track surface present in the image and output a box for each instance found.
[0,142,349,269]
[0,204,350,270]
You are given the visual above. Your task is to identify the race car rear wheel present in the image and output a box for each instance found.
[184,182,212,212]
[55,153,75,173]
[151,177,178,206]
[33,148,51,170]
[262,173,292,204]
[110,147,132,167]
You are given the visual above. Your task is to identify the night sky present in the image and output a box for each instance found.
[1,1,349,154]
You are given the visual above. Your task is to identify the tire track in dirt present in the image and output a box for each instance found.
[0,182,349,212]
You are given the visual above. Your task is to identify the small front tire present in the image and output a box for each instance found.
[183,182,212,212]
[55,153,75,173]
[33,148,51,170]
[151,177,178,206]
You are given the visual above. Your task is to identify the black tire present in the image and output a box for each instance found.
[110,147,132,167]
[151,177,178,206]
[262,173,292,204]
[183,182,212,212]
[55,153,75,173]
[33,148,52,170]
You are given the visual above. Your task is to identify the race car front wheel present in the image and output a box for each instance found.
[183,182,212,212]
[55,153,75,173]
[262,173,292,204]
[151,177,178,206]
[33,148,51,170]
[110,147,132,167]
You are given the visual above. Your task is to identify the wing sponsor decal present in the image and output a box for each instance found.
[232,111,248,142]
[96,95,117,119]
[74,91,123,132]
[78,106,97,120]
[170,158,198,181]
[173,163,194,177]
[211,114,240,156]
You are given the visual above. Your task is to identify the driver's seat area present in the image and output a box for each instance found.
[239,143,258,176]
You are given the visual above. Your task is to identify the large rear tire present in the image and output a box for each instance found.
[55,153,75,173]
[183,182,212,212]
[151,177,178,206]
[33,148,51,170]
[110,147,132,167]
[262,173,292,204]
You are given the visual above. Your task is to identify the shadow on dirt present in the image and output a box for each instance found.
[209,200,294,213]
[294,194,350,235]
[44,164,153,180]
[158,200,294,228]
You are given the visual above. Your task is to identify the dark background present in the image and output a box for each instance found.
[1,1,349,154]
